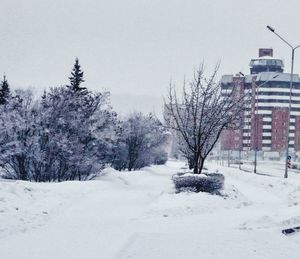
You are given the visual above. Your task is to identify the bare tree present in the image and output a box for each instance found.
[164,64,246,174]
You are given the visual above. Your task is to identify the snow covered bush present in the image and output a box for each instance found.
[152,148,168,165]
[112,112,168,171]
[173,173,224,193]
[0,87,117,181]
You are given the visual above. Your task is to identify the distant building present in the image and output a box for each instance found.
[220,48,300,158]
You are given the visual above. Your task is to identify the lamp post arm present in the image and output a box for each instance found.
[272,30,293,49]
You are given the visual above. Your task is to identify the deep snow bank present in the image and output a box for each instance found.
[1,160,300,259]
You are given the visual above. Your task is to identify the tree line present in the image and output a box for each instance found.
[0,58,168,181]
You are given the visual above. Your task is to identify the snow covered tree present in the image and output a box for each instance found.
[164,64,246,174]
[0,75,10,105]
[0,90,36,180]
[112,113,168,171]
[68,58,86,92]
[33,86,116,181]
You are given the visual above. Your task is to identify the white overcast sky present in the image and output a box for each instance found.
[0,0,299,97]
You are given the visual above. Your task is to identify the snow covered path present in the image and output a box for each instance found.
[1,161,300,259]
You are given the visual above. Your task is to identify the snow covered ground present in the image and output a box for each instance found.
[1,160,300,259]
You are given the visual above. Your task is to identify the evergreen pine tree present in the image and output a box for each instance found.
[42,89,47,100]
[68,58,86,92]
[0,75,10,105]
[41,89,47,108]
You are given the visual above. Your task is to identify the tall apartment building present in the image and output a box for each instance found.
[220,48,300,158]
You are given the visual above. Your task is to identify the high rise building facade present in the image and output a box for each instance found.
[220,48,300,158]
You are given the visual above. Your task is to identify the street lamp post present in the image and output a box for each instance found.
[267,25,300,178]
[254,81,259,174]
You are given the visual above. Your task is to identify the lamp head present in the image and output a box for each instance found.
[267,25,275,32]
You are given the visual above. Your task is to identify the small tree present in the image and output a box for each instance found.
[0,75,10,105]
[164,64,246,174]
[68,58,86,92]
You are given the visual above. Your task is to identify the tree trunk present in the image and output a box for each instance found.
[193,162,198,174]
[128,160,133,171]
[198,157,205,174]
[188,156,194,170]
[17,156,27,180]
[193,153,200,174]
[127,148,135,171]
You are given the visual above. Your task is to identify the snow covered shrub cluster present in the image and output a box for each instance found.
[0,90,168,180]
[0,59,168,181]
[0,87,116,181]
[112,112,168,171]
[173,173,224,193]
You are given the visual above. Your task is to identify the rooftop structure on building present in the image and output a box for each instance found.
[250,47,284,74]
